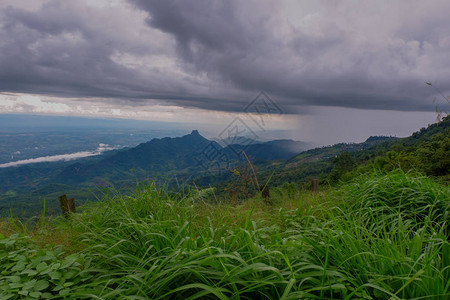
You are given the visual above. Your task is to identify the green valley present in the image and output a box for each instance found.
[0,116,449,299]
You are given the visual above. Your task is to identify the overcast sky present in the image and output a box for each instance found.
[1,0,449,145]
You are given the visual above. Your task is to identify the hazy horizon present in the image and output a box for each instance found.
[0,112,438,147]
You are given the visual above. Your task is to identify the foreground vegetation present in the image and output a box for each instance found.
[1,170,449,299]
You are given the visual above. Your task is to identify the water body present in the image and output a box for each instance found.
[0,144,116,168]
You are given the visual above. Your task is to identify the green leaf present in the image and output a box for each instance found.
[9,282,24,289]
[0,239,15,247]
[49,271,62,280]
[39,255,54,262]
[34,280,49,291]
[41,292,52,299]
[29,291,42,298]
[64,270,78,280]
[8,276,21,283]
[52,284,65,292]
[0,293,15,300]
[36,262,48,273]
[61,256,78,269]
[11,262,26,272]
[21,269,38,276]
[13,254,26,262]
[0,233,5,240]
[59,288,71,296]
[23,279,37,290]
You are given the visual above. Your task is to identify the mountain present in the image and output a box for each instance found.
[56,130,215,184]
[224,139,310,161]
[57,132,310,185]
[0,130,309,196]
[284,136,397,168]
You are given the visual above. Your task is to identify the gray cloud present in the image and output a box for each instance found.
[132,0,450,112]
[0,1,202,99]
[1,0,450,113]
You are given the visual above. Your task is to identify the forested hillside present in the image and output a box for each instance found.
[256,116,449,188]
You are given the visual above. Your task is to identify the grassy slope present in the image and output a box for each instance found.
[1,170,449,299]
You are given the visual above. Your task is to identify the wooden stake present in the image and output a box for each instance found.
[260,185,271,205]
[229,189,238,206]
[311,179,319,194]
[260,185,270,199]
[59,195,76,218]
[68,198,76,214]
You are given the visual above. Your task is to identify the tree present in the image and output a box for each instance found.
[328,152,356,183]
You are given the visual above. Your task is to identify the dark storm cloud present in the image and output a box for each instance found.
[0,3,140,96]
[0,1,221,105]
[131,0,450,112]
[1,0,450,113]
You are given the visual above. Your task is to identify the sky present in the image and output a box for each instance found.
[0,0,449,145]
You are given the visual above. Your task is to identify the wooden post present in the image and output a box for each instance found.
[260,185,271,205]
[260,185,270,199]
[59,195,76,218]
[68,198,76,214]
[229,190,238,206]
[311,179,319,194]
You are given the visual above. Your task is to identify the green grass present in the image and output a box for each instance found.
[1,170,449,299]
